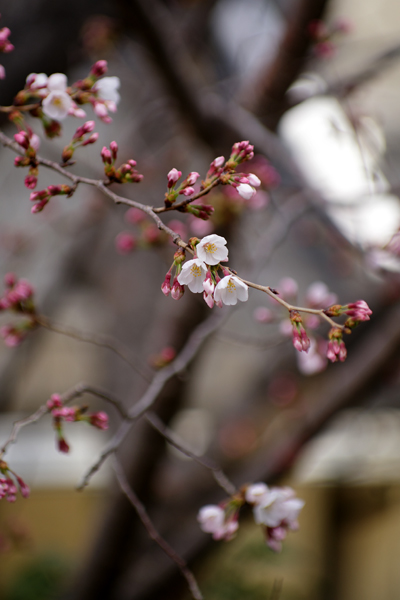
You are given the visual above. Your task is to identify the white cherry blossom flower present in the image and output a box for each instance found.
[177,259,207,293]
[94,76,121,104]
[42,72,72,120]
[214,275,248,306]
[253,487,305,529]
[197,234,228,265]
[198,505,225,535]
[245,483,270,505]
[197,505,239,540]
[47,73,68,91]
[42,90,72,120]
[237,183,256,200]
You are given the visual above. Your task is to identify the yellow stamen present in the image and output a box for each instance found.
[190,264,202,277]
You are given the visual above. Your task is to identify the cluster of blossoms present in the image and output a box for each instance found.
[0,274,37,347]
[198,482,304,552]
[162,234,248,307]
[163,141,261,214]
[101,141,143,184]
[308,17,352,58]
[13,60,120,128]
[0,16,13,79]
[47,394,109,454]
[253,278,372,368]
[0,460,29,502]
[8,58,120,205]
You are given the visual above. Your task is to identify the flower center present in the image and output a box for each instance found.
[190,264,202,278]
[204,242,217,255]
[227,280,236,293]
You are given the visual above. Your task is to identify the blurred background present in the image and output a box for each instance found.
[2,0,400,598]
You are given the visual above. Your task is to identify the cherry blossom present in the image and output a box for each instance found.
[177,259,207,293]
[197,505,239,541]
[42,73,72,120]
[196,234,228,265]
[214,275,248,306]
[252,487,304,529]
[94,76,121,104]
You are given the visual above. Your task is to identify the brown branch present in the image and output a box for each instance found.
[0,103,40,113]
[77,309,227,489]
[145,411,236,496]
[112,458,203,600]
[248,0,331,130]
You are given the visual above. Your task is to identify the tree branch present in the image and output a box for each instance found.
[112,458,203,600]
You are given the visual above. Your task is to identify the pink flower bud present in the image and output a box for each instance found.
[203,291,214,308]
[110,141,118,160]
[101,146,112,164]
[4,274,15,288]
[90,60,108,77]
[160,346,176,363]
[171,277,184,300]
[212,156,225,168]
[0,65,5,79]
[180,187,195,197]
[81,132,99,146]
[58,438,70,453]
[167,168,182,188]
[115,232,136,254]
[30,133,40,151]
[90,411,109,430]
[24,175,37,189]
[47,393,62,409]
[253,307,273,323]
[161,271,172,296]
[94,102,109,119]
[203,272,215,296]
[14,131,29,150]
[186,171,200,185]
[16,476,30,498]
[125,207,146,224]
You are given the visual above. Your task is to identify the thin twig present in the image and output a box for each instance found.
[0,382,130,456]
[0,404,49,457]
[36,315,153,382]
[77,310,227,489]
[112,457,203,600]
[145,411,236,496]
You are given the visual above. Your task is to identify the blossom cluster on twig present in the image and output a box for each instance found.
[0,460,29,502]
[198,482,304,553]
[47,393,109,454]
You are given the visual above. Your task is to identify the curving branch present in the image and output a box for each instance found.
[113,457,203,600]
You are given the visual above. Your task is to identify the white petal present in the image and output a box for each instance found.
[237,183,256,200]
[95,76,121,104]
[47,73,68,91]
